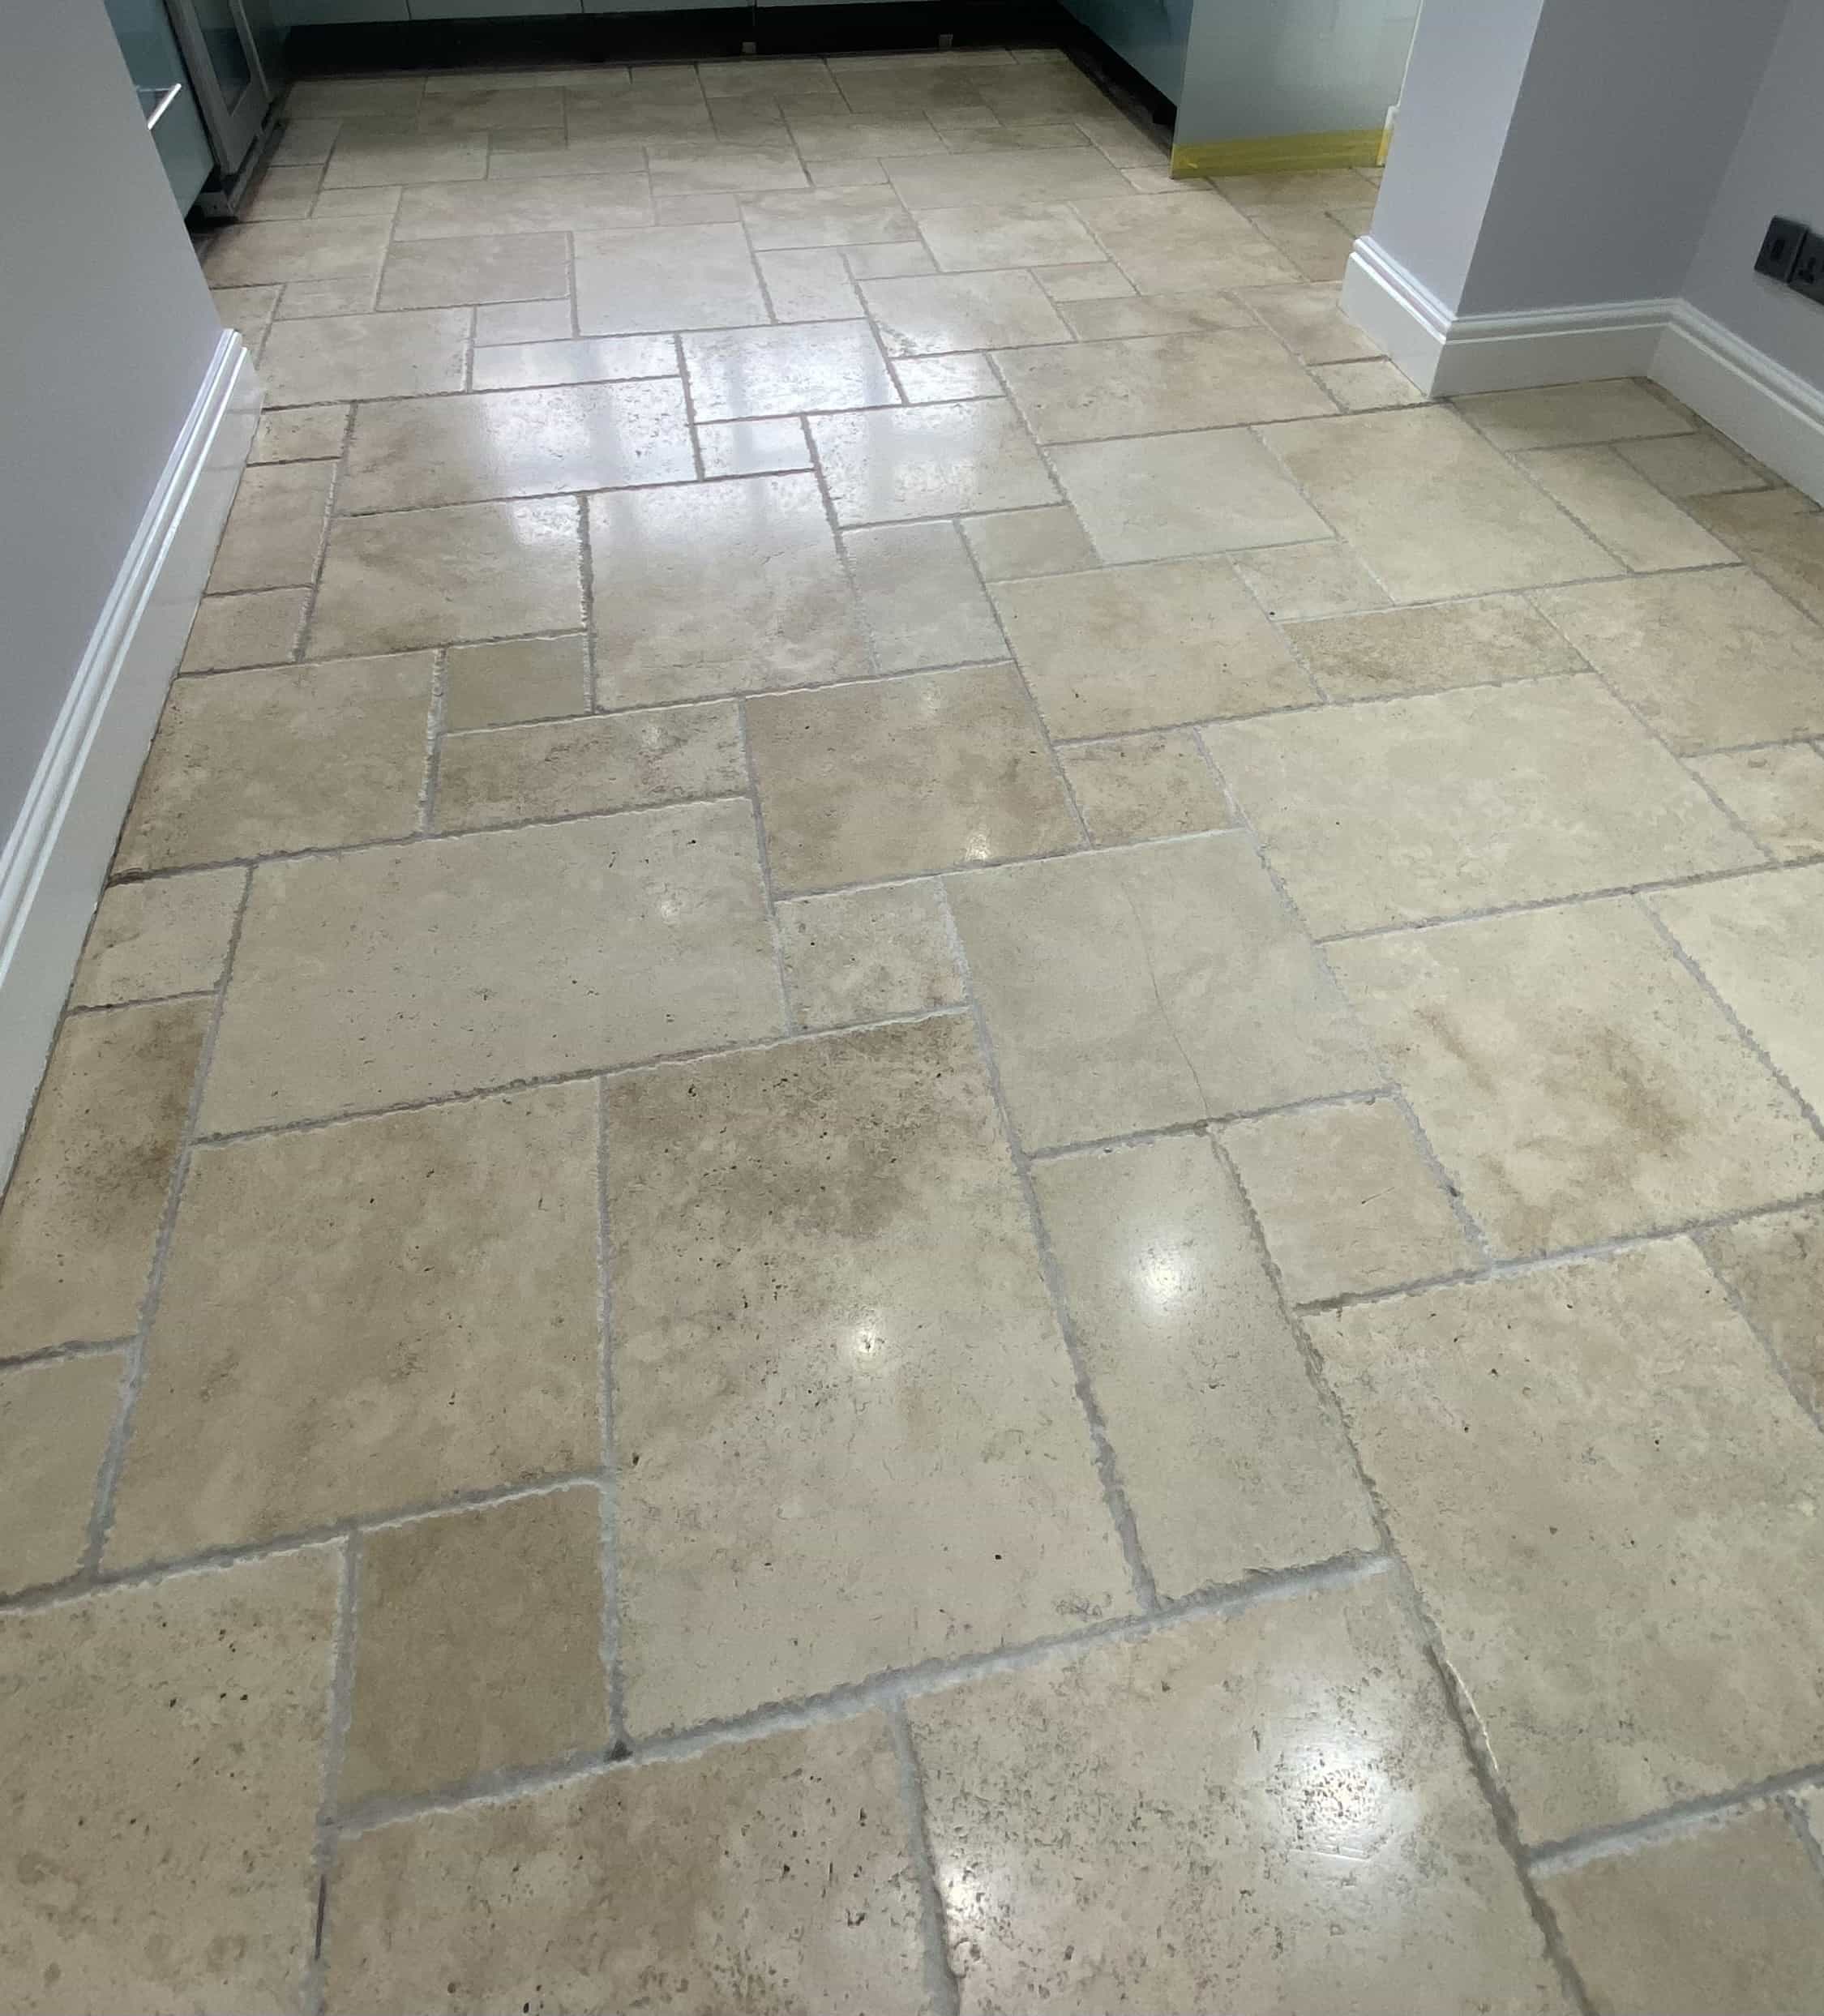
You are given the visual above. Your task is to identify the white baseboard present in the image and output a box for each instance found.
[1653,303,1824,506]
[0,328,258,1183]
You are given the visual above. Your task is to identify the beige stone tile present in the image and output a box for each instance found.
[1214,169,1379,212]
[274,270,379,318]
[1058,730,1231,843]
[947,119,1095,153]
[913,199,1100,271]
[654,188,743,224]
[202,215,391,285]
[321,132,487,188]
[395,175,652,238]
[1243,203,1357,282]
[949,833,1377,1149]
[1653,862,1824,1115]
[1035,1136,1377,1593]
[739,185,917,249]
[696,413,810,475]
[777,881,962,1028]
[1073,190,1299,291]
[1287,593,1583,700]
[845,240,936,280]
[807,155,891,186]
[1051,428,1330,565]
[1698,1201,1824,1418]
[72,867,243,1008]
[1330,899,1824,1256]
[1215,675,1754,935]
[470,333,674,390]
[861,268,1071,355]
[1312,357,1426,410]
[311,495,583,657]
[1032,259,1133,301]
[340,1487,605,1804]
[573,220,766,333]
[1316,1242,1824,1838]
[610,1017,1125,1729]
[259,306,469,404]
[377,229,566,309]
[1535,569,1824,753]
[435,700,742,831]
[1225,1098,1474,1302]
[109,1089,598,1562]
[250,400,349,462]
[1261,407,1612,601]
[1615,428,1770,500]
[645,141,805,195]
[565,101,716,147]
[180,588,308,671]
[1241,280,1381,362]
[1690,744,1824,862]
[472,294,572,343]
[415,83,567,132]
[325,1715,929,2014]
[210,281,280,342]
[0,1001,206,1358]
[843,520,1004,670]
[961,503,1098,581]
[886,148,1132,208]
[289,77,423,117]
[1232,540,1389,620]
[911,1575,1567,2013]
[1057,289,1259,339]
[271,116,338,165]
[995,329,1330,443]
[0,1548,339,2012]
[1687,488,1824,623]
[681,319,895,419]
[1541,1806,1824,2016]
[890,350,1001,402]
[811,399,1059,523]
[786,110,948,161]
[756,245,863,319]
[1517,443,1736,571]
[699,55,837,98]
[340,381,693,513]
[0,1350,122,1594]
[589,473,867,703]
[748,664,1077,892]
[994,558,1311,735]
[1455,377,1691,451]
[313,182,404,220]
[198,802,780,1132]
[206,460,334,593]
[486,133,648,182]
[118,653,431,872]
[443,631,588,730]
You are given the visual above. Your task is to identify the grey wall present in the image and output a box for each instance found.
[0,0,224,842]
[1681,0,1824,381]
[1175,0,1419,148]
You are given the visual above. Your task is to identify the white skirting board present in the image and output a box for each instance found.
[1341,238,1824,505]
[0,327,258,1183]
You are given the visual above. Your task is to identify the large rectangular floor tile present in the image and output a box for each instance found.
[0,1549,339,2013]
[1284,594,1584,700]
[811,398,1059,522]
[394,174,653,238]
[377,229,567,308]
[1329,899,1824,1256]
[1261,406,1613,601]
[1034,1135,1376,1597]
[202,216,390,285]
[747,663,1078,891]
[1315,1243,1824,1838]
[860,268,1071,354]
[915,198,1101,270]
[108,1086,599,1563]
[909,1577,1568,2013]
[1210,675,1758,935]
[198,800,782,1132]
[589,473,868,703]
[573,221,767,333]
[256,307,469,405]
[325,1717,930,2014]
[680,317,896,417]
[739,184,917,248]
[1070,190,1300,289]
[1514,444,1735,571]
[609,1017,1128,1731]
[948,834,1379,1149]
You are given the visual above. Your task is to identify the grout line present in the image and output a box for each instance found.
[416,645,447,833]
[892,1705,963,2016]
[1693,1236,1824,1441]
[1527,1765,1824,1881]
[1784,1789,1824,1890]
[595,1078,629,1754]
[0,1333,135,1375]
[736,698,798,1036]
[302,1534,359,2016]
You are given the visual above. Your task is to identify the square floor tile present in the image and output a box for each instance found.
[609,1017,1127,1731]
[377,231,567,309]
[325,1716,928,2014]
[916,199,1101,270]
[1261,406,1612,601]
[696,413,811,475]
[1316,1242,1824,1838]
[994,559,1312,735]
[0,1350,122,1594]
[1285,593,1583,700]
[1534,568,1824,753]
[340,382,694,513]
[748,664,1077,892]
[1698,1201,1824,1419]
[574,221,766,334]
[843,520,1004,670]
[1330,898,1824,1256]
[1690,745,1824,862]
[1057,730,1231,844]
[118,653,433,871]
[777,881,963,1029]
[1051,429,1330,564]
[961,503,1098,581]
[1034,1135,1376,1595]
[442,632,589,730]
[1213,674,1758,935]
[948,833,1379,1149]
[1070,190,1301,290]
[1240,282,1380,362]
[340,1486,606,1804]
[0,1000,207,1358]
[198,801,782,1132]
[0,1550,339,2012]
[180,589,308,672]
[756,245,864,319]
[310,496,583,657]
[1454,377,1690,451]
[250,401,349,463]
[257,308,469,405]
[995,331,1331,443]
[861,268,1071,355]
[1616,429,1770,499]
[109,1086,599,1563]
[681,318,896,418]
[1231,539,1388,621]
[207,460,334,593]
[589,473,868,703]
[71,867,243,1008]
[811,399,1058,523]
[910,1577,1567,2012]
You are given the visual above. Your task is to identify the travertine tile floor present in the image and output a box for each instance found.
[6,45,1824,2014]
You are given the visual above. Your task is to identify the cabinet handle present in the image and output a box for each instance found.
[147,81,184,130]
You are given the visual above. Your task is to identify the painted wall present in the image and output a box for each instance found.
[1681,0,1824,382]
[0,0,223,845]
[1175,0,1419,147]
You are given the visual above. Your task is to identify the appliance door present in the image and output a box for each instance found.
[164,0,273,173]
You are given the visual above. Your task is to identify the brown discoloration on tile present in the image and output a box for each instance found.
[1284,593,1582,700]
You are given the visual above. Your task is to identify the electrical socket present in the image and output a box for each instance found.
[1790,229,1824,306]
[1756,214,1805,281]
